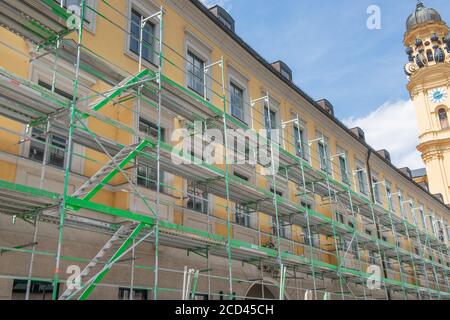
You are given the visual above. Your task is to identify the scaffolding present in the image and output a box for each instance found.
[0,0,448,300]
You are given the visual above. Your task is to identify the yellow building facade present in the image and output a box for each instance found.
[0,0,448,300]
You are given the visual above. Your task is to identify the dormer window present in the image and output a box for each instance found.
[271,61,292,82]
[280,68,292,82]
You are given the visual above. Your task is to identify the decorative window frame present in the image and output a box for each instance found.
[385,180,396,212]
[354,159,369,195]
[183,178,214,216]
[336,145,349,185]
[227,64,249,125]
[124,0,160,68]
[184,28,213,100]
[25,55,96,174]
[315,130,330,174]
[290,112,310,163]
[435,105,449,129]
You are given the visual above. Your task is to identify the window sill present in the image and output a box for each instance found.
[124,50,159,71]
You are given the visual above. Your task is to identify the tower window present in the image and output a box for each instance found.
[438,108,449,129]
[426,49,434,62]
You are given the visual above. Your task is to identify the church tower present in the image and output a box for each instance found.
[404,1,450,204]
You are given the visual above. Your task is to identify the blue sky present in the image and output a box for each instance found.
[200,0,450,169]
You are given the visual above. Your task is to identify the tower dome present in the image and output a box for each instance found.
[406,1,442,31]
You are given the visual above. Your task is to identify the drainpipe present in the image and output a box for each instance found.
[366,149,392,300]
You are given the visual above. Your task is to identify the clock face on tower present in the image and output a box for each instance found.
[428,88,448,104]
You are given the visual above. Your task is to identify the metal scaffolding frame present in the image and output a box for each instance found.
[0,0,448,301]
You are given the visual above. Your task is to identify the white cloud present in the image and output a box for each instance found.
[199,0,232,12]
[343,100,424,170]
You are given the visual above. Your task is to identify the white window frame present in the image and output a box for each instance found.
[228,65,249,124]
[263,97,281,142]
[184,29,212,100]
[385,181,395,212]
[336,146,349,185]
[26,57,95,174]
[372,174,382,205]
[316,131,330,174]
[292,115,309,163]
[355,159,368,195]
[185,179,212,215]
[125,0,160,67]
[398,189,406,219]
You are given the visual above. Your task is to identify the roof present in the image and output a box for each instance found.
[412,168,427,178]
[406,1,442,31]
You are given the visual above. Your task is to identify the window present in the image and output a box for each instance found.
[438,108,449,129]
[429,214,436,236]
[437,220,445,242]
[318,139,330,173]
[264,106,278,140]
[398,191,405,219]
[293,124,307,160]
[130,8,155,63]
[372,177,382,204]
[280,68,291,81]
[12,280,58,300]
[426,49,434,62]
[338,154,349,185]
[385,258,392,270]
[137,163,158,190]
[139,117,162,139]
[356,166,368,195]
[235,204,251,228]
[186,180,208,214]
[29,128,67,168]
[118,287,148,300]
[272,220,289,239]
[408,199,417,225]
[230,82,245,122]
[38,80,74,100]
[419,207,426,230]
[271,214,290,239]
[335,212,345,224]
[187,50,205,96]
[270,187,283,198]
[137,118,164,191]
[386,183,395,212]
[368,250,376,264]
[305,232,320,248]
[301,201,312,210]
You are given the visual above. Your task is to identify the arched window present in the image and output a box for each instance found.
[438,108,449,129]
